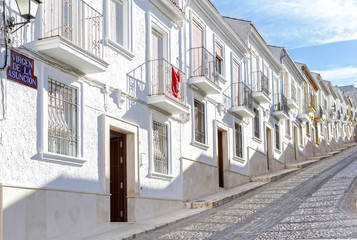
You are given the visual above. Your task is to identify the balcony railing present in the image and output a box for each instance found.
[191,47,219,86]
[149,58,185,103]
[43,0,104,59]
[317,106,323,117]
[274,93,288,115]
[299,100,308,114]
[309,94,316,110]
[251,71,270,96]
[291,85,297,102]
[232,82,253,111]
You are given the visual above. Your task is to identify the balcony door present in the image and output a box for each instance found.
[251,54,257,90]
[233,60,241,106]
[192,20,204,76]
[151,29,164,95]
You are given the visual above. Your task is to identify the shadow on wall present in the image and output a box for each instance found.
[2,176,109,240]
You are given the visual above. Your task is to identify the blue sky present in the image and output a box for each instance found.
[210,0,357,87]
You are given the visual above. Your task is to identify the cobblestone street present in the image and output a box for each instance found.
[136,146,357,240]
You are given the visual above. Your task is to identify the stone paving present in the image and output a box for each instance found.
[135,146,357,240]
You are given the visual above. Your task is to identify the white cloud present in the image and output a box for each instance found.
[314,66,357,87]
[213,0,357,48]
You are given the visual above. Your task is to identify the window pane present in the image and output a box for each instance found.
[48,79,77,157]
[153,121,168,174]
[275,123,280,150]
[194,100,205,144]
[235,123,242,158]
[111,0,123,45]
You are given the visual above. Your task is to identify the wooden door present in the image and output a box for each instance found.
[218,130,224,188]
[110,131,127,222]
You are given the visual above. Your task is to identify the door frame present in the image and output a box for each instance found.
[214,120,229,189]
[103,114,139,222]
[110,131,127,222]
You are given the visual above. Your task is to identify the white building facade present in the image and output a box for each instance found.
[0,0,356,239]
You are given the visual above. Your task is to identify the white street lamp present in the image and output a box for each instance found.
[15,0,42,21]
[6,0,42,32]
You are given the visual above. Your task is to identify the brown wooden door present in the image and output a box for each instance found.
[218,130,224,188]
[110,131,127,222]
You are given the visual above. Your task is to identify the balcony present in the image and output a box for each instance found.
[273,93,289,120]
[314,106,323,123]
[188,47,221,95]
[287,85,298,110]
[308,94,317,113]
[335,110,341,123]
[327,109,334,123]
[298,101,310,122]
[35,0,108,74]
[147,59,189,115]
[251,71,270,104]
[229,82,254,118]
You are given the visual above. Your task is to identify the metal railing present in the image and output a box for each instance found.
[274,93,288,115]
[291,85,297,102]
[232,82,253,111]
[149,58,185,103]
[191,47,219,86]
[309,93,316,110]
[251,71,270,97]
[299,100,308,114]
[43,0,104,59]
[316,106,323,118]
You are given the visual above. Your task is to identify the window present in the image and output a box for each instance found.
[110,0,124,45]
[286,119,290,137]
[48,79,77,157]
[153,120,168,174]
[215,42,223,74]
[306,121,310,136]
[300,124,303,145]
[254,107,260,138]
[106,0,133,56]
[315,122,319,145]
[275,122,280,150]
[194,100,205,144]
[235,123,243,158]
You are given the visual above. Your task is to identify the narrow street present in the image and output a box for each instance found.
[136,146,357,240]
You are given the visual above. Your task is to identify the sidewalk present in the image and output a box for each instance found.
[73,144,355,240]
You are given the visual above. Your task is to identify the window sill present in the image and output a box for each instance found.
[252,136,262,144]
[192,140,209,151]
[233,156,245,164]
[274,149,282,154]
[149,172,174,181]
[40,152,87,166]
[285,135,292,140]
[106,39,135,60]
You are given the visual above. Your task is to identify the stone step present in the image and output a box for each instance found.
[251,169,297,183]
[286,160,317,169]
[186,182,266,209]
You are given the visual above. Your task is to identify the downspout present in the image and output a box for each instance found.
[181,0,190,202]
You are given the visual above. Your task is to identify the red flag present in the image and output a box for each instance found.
[171,65,180,98]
